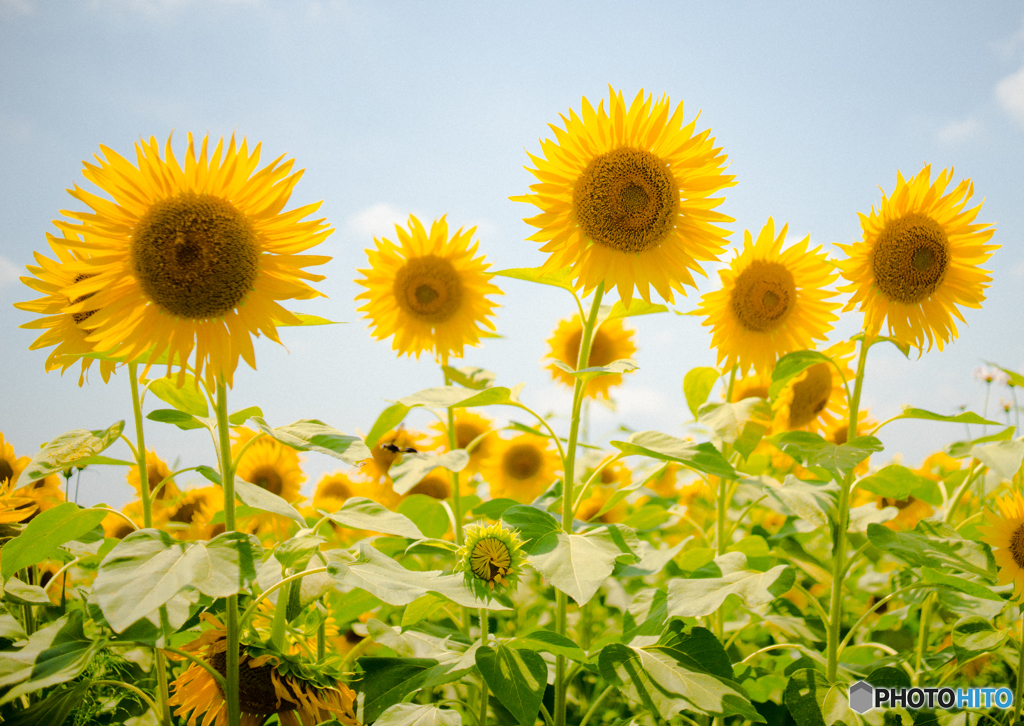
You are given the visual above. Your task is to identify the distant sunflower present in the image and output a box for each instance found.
[0,434,28,489]
[481,434,561,503]
[360,429,424,502]
[127,450,180,503]
[773,340,856,434]
[405,474,452,500]
[425,410,494,478]
[979,491,1024,600]
[546,317,636,400]
[102,512,136,540]
[166,487,221,541]
[837,165,997,351]
[578,458,632,522]
[54,133,332,388]
[15,474,65,513]
[699,218,840,374]
[513,87,735,305]
[0,480,36,525]
[729,371,772,403]
[14,234,118,385]
[233,428,304,503]
[313,470,400,512]
[355,215,502,363]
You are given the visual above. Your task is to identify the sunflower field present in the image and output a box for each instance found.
[1,85,1022,726]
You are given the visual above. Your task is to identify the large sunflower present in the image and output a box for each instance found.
[53,133,331,387]
[481,433,561,504]
[773,340,856,435]
[546,316,637,400]
[513,87,735,305]
[355,215,502,363]
[15,234,118,385]
[233,428,305,503]
[978,491,1024,600]
[699,218,840,374]
[836,165,997,351]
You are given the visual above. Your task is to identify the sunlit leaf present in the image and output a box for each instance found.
[16,422,125,487]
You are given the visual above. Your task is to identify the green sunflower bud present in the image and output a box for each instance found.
[457,521,527,596]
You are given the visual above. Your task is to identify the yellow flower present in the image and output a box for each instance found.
[0,433,28,490]
[52,133,331,388]
[457,522,528,595]
[313,470,401,512]
[233,428,304,503]
[699,218,840,374]
[14,234,118,385]
[729,371,772,403]
[127,450,180,503]
[978,491,1024,599]
[837,165,997,351]
[546,317,637,400]
[514,87,735,305]
[405,474,452,500]
[425,410,494,478]
[577,460,631,523]
[773,340,856,435]
[355,215,502,363]
[481,433,561,503]
[14,474,65,513]
[166,487,222,541]
[102,512,137,540]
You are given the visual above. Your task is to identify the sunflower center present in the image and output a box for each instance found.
[566,328,614,367]
[248,465,283,496]
[503,443,543,480]
[831,425,848,445]
[0,459,12,484]
[170,500,199,524]
[321,481,352,500]
[393,255,464,324]
[147,464,171,499]
[734,383,769,402]
[1011,525,1024,569]
[730,260,796,333]
[455,422,485,451]
[132,193,260,319]
[210,650,294,714]
[574,147,678,254]
[111,523,134,539]
[70,273,99,325]
[788,363,832,428]
[872,214,949,304]
[408,475,451,500]
[471,537,512,583]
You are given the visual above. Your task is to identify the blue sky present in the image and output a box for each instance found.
[2,0,1023,507]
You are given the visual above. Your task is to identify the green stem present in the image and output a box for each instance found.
[238,567,328,628]
[826,335,871,682]
[479,607,489,726]
[1014,608,1024,723]
[154,651,174,725]
[579,685,612,726]
[317,615,326,662]
[129,364,153,529]
[913,592,936,683]
[157,646,229,690]
[215,381,240,726]
[837,583,929,657]
[554,282,605,726]
[92,679,160,714]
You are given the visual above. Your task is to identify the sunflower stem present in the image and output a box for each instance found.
[554,281,605,726]
[1014,608,1024,723]
[479,607,489,726]
[913,591,935,683]
[215,381,241,726]
[825,335,871,683]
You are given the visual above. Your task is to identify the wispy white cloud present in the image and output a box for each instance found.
[994,17,1024,60]
[0,0,33,17]
[88,0,255,16]
[996,65,1024,126]
[346,203,407,239]
[936,116,980,144]
[0,256,22,288]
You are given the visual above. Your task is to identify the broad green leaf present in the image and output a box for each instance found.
[623,588,669,642]
[879,407,1000,429]
[666,552,793,618]
[146,408,207,431]
[508,629,589,663]
[617,540,686,578]
[783,668,847,726]
[0,609,26,641]
[232,476,306,528]
[527,527,639,605]
[251,417,371,465]
[1,678,90,726]
[698,399,772,459]
[357,657,449,722]
[442,365,496,390]
[612,430,737,479]
[973,439,1024,480]
[550,358,638,382]
[472,498,519,520]
[494,266,575,291]
[147,374,209,416]
[0,611,105,703]
[3,577,50,605]
[947,427,1016,458]
[2,503,107,578]
[323,497,424,538]
[70,455,134,467]
[755,475,836,528]
[398,495,450,539]
[401,593,448,627]
[769,351,833,400]
[598,298,668,326]
[500,505,560,553]
[684,367,720,418]
[16,422,125,486]
[771,431,884,481]
[857,464,937,501]
[869,335,912,358]
[390,451,469,495]
[228,406,264,426]
[866,521,995,580]
[476,644,547,726]
[367,387,523,448]
[367,404,411,449]
[655,623,734,681]
[273,534,326,571]
[921,567,1002,601]
[848,502,897,532]
[375,703,462,726]
[952,616,1010,663]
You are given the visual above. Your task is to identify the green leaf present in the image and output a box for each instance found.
[401,593,448,627]
[472,498,519,520]
[16,422,125,486]
[508,629,588,663]
[784,669,831,726]
[366,404,412,449]
[947,427,1016,458]
[684,367,720,418]
[1,503,107,578]
[69,455,133,467]
[921,568,1002,601]
[771,431,883,481]
[0,611,105,703]
[883,407,1001,428]
[282,312,343,326]
[755,475,836,528]
[477,644,547,726]
[973,439,1024,480]
[228,406,264,426]
[357,657,447,722]
[442,365,496,390]
[769,351,833,400]
[857,465,937,501]
[494,266,575,291]
[273,534,326,571]
[598,298,669,326]
[323,497,424,539]
[655,623,734,681]
[952,616,1010,663]
[527,527,639,605]
[1,679,90,726]
[987,362,1024,389]
[500,505,560,553]
[146,408,207,431]
[398,495,450,539]
[550,358,638,382]
[698,399,772,459]
[233,476,306,528]
[251,417,370,465]
[147,374,209,416]
[3,577,50,605]
[866,521,995,581]
[612,430,737,479]
[390,451,469,495]
[666,552,793,618]
[375,703,463,726]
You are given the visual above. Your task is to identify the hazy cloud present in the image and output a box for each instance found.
[0,0,33,16]
[346,203,407,239]
[996,65,1024,126]
[936,116,981,144]
[994,17,1024,60]
[0,256,22,287]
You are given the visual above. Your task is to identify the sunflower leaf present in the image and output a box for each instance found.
[947,427,1016,458]
[684,367,720,418]
[768,351,833,400]
[476,644,547,726]
[323,497,424,538]
[146,408,208,431]
[611,431,738,479]
[368,387,524,448]
[442,365,496,390]
[856,464,937,501]
[698,399,772,459]
[374,703,463,726]
[550,358,638,382]
[228,406,264,426]
[493,266,575,291]
[1,503,107,579]
[878,407,1001,430]
[250,417,370,465]
[390,450,469,495]
[16,422,125,487]
[527,527,639,605]
[146,373,209,416]
[597,298,669,327]
[770,431,883,481]
[866,521,996,581]
[666,552,793,618]
[232,476,307,528]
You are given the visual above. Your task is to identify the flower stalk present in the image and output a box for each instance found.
[214,381,240,726]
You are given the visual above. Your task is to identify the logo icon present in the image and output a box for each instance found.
[849,681,874,714]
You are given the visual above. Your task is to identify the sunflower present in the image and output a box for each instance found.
[0,434,28,490]
[978,491,1024,600]
[514,87,735,305]
[773,340,856,435]
[577,460,631,522]
[837,165,997,351]
[405,474,452,501]
[355,215,502,363]
[14,474,66,513]
[359,428,424,502]
[102,512,137,540]
[481,433,561,503]
[546,316,637,400]
[425,410,494,478]
[457,522,528,595]
[127,450,180,503]
[729,371,772,403]
[0,479,36,525]
[233,428,305,503]
[167,614,360,726]
[313,470,401,512]
[53,133,331,388]
[14,234,119,385]
[166,487,222,541]
[699,218,840,375]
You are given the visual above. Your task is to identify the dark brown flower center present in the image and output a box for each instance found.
[503,443,543,480]
[132,192,260,319]
[1011,524,1024,569]
[248,465,284,496]
[320,480,352,500]
[574,147,678,254]
[564,327,616,368]
[0,459,13,485]
[731,260,796,333]
[393,255,464,324]
[170,500,199,524]
[210,650,294,714]
[407,475,451,500]
[787,363,832,428]
[872,213,949,304]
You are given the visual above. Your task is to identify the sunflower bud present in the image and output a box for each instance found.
[457,522,527,596]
